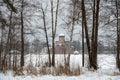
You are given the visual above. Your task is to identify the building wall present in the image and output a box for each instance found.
[50,44,74,54]
[50,35,74,54]
[59,36,65,45]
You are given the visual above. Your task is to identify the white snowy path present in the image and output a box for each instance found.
[0,54,120,80]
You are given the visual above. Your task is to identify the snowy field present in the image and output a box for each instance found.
[0,54,120,80]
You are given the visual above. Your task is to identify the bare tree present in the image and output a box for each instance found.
[90,0,100,70]
[50,0,59,67]
[67,0,78,67]
[0,0,19,71]
[81,0,100,70]
[7,8,13,70]
[0,21,5,70]
[2,0,17,13]
[62,0,81,67]
[41,5,51,66]
[116,0,120,71]
[81,5,85,67]
[81,0,91,69]
[20,0,24,68]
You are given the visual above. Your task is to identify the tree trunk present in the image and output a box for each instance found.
[41,6,51,66]
[89,0,100,70]
[50,0,55,67]
[93,0,100,70]
[116,0,120,71]
[91,0,96,69]
[82,8,84,67]
[81,0,91,68]
[20,0,24,68]
[7,9,13,70]
[0,27,4,70]
[50,0,59,67]
[67,0,77,67]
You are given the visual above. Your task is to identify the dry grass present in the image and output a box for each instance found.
[13,66,24,76]
[26,63,38,76]
[111,72,120,76]
[72,67,81,76]
[12,56,82,76]
[38,63,81,76]
[39,66,50,75]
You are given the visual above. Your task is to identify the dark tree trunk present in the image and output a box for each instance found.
[91,0,100,70]
[50,0,59,67]
[0,27,4,70]
[9,12,12,70]
[93,0,100,70]
[81,0,91,68]
[81,0,100,70]
[20,0,24,67]
[116,0,120,71]
[51,37,55,67]
[50,0,55,67]
[7,9,13,70]
[82,10,84,67]
[41,6,51,66]
[91,0,96,69]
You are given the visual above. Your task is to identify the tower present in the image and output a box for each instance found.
[59,33,65,45]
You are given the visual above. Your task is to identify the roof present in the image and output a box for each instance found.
[74,50,79,54]
[59,33,65,37]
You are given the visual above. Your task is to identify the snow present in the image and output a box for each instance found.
[0,71,120,80]
[74,51,79,54]
[59,33,65,37]
[0,54,120,80]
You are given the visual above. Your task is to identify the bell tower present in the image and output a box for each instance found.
[59,33,65,45]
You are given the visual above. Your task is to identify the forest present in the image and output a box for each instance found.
[0,0,120,80]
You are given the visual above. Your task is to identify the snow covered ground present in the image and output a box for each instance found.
[0,72,120,80]
[0,54,120,80]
